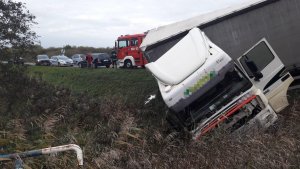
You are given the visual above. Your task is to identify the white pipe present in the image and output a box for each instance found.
[41,144,83,166]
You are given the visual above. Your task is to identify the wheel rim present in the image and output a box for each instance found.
[125,61,132,68]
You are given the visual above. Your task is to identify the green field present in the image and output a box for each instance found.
[27,66,159,108]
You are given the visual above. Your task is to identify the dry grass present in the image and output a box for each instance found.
[0,64,300,168]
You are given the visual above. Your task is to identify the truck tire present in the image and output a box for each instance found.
[124,60,132,68]
[166,111,185,131]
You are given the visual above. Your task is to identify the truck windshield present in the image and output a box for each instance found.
[175,66,252,129]
[118,40,127,48]
[144,36,182,63]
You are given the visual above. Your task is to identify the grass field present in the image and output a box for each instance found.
[27,67,158,105]
[27,67,157,95]
[1,64,300,168]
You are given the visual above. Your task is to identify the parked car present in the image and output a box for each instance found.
[80,53,112,68]
[92,53,112,68]
[36,54,51,66]
[50,55,74,67]
[71,54,85,65]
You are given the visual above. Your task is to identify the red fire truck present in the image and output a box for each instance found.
[115,33,147,68]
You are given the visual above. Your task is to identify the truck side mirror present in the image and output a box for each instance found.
[245,60,263,81]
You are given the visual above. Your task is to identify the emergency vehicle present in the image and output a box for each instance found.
[115,33,147,68]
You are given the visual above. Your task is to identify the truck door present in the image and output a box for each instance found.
[238,38,294,112]
[128,38,139,62]
[117,39,129,59]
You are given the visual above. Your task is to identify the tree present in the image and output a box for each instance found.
[0,0,37,60]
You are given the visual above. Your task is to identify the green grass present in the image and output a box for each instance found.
[27,66,159,107]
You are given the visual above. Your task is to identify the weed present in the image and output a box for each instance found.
[0,64,300,168]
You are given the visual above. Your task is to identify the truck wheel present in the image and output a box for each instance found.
[166,111,185,131]
[124,60,132,68]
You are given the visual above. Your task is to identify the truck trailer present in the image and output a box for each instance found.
[142,0,300,84]
[140,0,298,139]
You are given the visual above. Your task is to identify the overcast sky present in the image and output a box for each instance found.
[19,0,252,48]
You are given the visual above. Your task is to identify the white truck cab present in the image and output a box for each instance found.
[141,27,293,139]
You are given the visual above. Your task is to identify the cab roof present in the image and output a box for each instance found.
[117,34,146,40]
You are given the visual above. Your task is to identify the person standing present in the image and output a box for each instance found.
[85,53,93,68]
[111,51,117,68]
[93,57,99,69]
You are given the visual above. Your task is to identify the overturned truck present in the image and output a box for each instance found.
[140,0,298,139]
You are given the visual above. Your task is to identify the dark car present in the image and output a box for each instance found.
[80,53,112,68]
[92,53,112,68]
[36,54,51,66]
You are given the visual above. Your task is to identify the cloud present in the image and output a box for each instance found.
[19,0,250,48]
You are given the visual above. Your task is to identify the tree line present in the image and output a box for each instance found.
[0,0,114,62]
[0,0,37,61]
